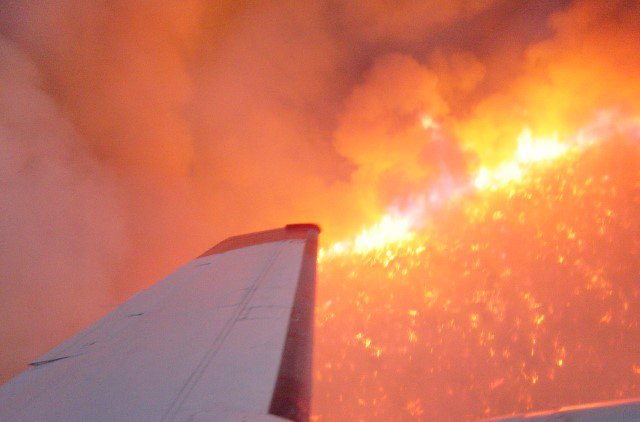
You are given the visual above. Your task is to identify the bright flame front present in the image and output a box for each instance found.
[474,128,572,190]
[323,127,577,259]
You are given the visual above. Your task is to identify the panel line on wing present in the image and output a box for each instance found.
[160,243,285,422]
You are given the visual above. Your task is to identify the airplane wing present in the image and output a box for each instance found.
[486,397,640,421]
[0,224,320,422]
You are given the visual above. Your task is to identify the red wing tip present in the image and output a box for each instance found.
[285,223,321,232]
[198,224,321,258]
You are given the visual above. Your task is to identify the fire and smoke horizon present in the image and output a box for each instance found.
[2,1,640,420]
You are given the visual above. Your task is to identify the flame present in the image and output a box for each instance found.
[321,127,577,260]
[474,128,571,190]
[353,214,415,254]
[320,214,417,261]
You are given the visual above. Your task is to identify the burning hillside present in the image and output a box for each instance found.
[314,129,640,419]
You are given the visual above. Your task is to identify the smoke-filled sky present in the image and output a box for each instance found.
[1,0,639,402]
